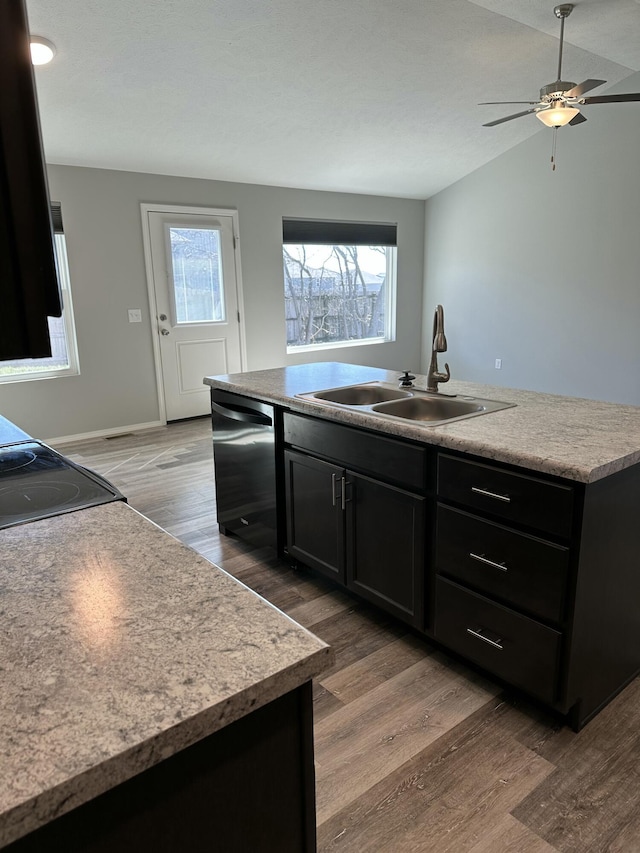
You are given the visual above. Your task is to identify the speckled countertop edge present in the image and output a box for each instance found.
[0,502,332,847]
[204,363,640,483]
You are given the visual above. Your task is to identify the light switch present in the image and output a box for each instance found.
[128,309,142,323]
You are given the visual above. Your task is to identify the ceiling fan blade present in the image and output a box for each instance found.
[482,108,538,127]
[580,93,640,104]
[479,101,538,105]
[564,79,606,98]
[569,112,587,126]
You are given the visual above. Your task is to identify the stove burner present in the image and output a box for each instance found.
[0,447,37,474]
[0,481,83,517]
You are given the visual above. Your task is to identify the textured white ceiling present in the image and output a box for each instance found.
[26,0,640,199]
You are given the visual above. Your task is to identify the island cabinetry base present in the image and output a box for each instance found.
[564,461,640,729]
[205,368,640,729]
[7,683,317,853]
[434,451,640,730]
[283,413,428,628]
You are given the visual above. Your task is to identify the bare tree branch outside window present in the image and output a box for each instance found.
[284,244,388,348]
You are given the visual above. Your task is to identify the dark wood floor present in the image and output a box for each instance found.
[57,419,640,853]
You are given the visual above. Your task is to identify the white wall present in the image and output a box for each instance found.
[423,72,640,406]
[0,167,425,440]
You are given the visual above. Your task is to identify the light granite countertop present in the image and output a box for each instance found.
[204,362,640,483]
[0,501,332,848]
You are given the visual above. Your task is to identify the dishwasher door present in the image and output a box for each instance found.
[210,389,277,549]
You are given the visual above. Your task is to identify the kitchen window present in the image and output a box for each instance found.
[0,203,79,383]
[283,218,397,352]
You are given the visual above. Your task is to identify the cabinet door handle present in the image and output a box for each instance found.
[331,473,337,507]
[469,552,508,572]
[466,627,504,650]
[341,476,347,510]
[471,486,511,503]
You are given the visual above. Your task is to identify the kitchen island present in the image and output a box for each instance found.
[204,363,640,730]
[204,362,640,483]
[0,500,332,851]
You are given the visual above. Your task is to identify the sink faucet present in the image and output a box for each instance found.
[427,304,451,392]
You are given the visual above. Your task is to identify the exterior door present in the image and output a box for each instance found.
[142,205,244,421]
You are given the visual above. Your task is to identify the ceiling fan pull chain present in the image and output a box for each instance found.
[551,126,558,171]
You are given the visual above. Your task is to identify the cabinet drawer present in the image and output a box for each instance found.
[434,578,561,704]
[437,454,574,538]
[284,412,427,491]
[436,505,569,623]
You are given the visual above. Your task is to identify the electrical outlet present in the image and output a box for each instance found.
[128,309,142,323]
[494,358,502,369]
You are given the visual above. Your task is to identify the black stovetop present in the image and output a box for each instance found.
[0,441,124,530]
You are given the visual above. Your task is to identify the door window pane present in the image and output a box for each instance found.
[168,227,225,324]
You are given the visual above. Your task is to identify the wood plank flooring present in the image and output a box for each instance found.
[55,419,640,853]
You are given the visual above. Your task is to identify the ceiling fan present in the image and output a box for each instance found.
[480,3,640,129]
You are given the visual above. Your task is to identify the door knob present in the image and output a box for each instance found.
[159,314,168,321]
[160,328,170,336]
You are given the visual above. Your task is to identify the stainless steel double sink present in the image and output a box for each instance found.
[296,381,515,427]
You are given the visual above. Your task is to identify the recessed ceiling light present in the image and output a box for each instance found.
[30,36,56,66]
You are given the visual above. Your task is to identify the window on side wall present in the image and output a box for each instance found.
[282,218,397,352]
[0,202,79,383]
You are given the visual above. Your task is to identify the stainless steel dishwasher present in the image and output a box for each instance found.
[210,388,278,549]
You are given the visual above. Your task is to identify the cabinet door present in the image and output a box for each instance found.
[346,472,425,628]
[284,449,345,583]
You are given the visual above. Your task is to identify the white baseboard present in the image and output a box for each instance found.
[46,420,165,445]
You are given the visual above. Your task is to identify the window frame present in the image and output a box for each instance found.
[282,218,398,354]
[0,222,80,384]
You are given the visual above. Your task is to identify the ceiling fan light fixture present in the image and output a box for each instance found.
[536,105,580,127]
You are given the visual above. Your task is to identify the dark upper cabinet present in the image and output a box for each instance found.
[0,0,61,360]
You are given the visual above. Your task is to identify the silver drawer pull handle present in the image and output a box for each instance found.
[469,552,508,572]
[331,472,337,507]
[471,486,511,503]
[466,627,504,650]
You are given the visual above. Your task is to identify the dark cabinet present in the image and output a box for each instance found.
[435,577,561,704]
[437,454,574,538]
[284,450,345,583]
[283,414,427,628]
[435,505,569,624]
[434,452,574,706]
[433,450,640,729]
[346,472,425,625]
[0,0,61,360]
[7,682,317,853]
[212,392,640,729]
